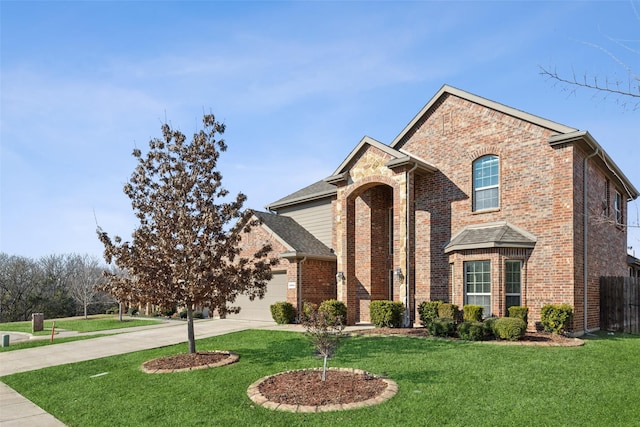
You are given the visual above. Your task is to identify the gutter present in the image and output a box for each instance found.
[583,147,599,335]
[297,256,307,322]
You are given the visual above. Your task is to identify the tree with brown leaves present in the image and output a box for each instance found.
[97,114,277,353]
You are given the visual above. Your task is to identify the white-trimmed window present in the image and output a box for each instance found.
[473,155,499,211]
[505,260,522,310]
[614,191,623,225]
[464,260,491,317]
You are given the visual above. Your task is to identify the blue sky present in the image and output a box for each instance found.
[1,0,639,260]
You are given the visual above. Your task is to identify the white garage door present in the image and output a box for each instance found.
[227,272,288,322]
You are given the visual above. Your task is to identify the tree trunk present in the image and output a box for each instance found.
[322,354,328,381]
[187,305,196,354]
[84,302,88,320]
[118,302,123,322]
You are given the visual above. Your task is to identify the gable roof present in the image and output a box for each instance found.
[390,84,577,148]
[390,84,638,200]
[444,221,537,253]
[266,180,336,211]
[325,136,437,183]
[253,211,335,260]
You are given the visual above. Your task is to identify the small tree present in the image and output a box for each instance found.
[97,114,278,354]
[67,254,104,319]
[302,305,345,381]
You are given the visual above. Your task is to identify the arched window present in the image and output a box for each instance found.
[473,155,499,211]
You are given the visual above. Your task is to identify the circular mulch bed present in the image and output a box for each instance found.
[247,368,398,413]
[141,351,239,373]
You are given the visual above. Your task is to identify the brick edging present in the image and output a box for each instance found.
[141,351,239,373]
[247,367,398,413]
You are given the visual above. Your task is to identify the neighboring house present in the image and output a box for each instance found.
[629,255,640,279]
[239,85,638,335]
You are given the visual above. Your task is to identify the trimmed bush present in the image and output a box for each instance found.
[427,317,456,337]
[369,300,405,328]
[161,306,177,317]
[179,309,188,319]
[318,299,347,323]
[438,303,459,322]
[418,300,442,327]
[127,307,138,316]
[270,301,296,324]
[457,321,485,341]
[193,311,204,319]
[540,304,573,334]
[483,317,498,337]
[508,306,529,324]
[463,305,483,322]
[493,317,527,341]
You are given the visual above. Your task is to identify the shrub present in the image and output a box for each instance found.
[127,307,138,316]
[369,300,404,328]
[540,304,573,334]
[493,317,527,341]
[161,306,177,317]
[270,301,296,324]
[483,317,498,337]
[418,300,442,327]
[193,311,204,319]
[457,321,485,341]
[301,301,318,322]
[463,305,483,322]
[318,299,347,324]
[427,317,456,337]
[508,306,529,324]
[105,306,119,315]
[179,309,188,319]
[438,303,459,322]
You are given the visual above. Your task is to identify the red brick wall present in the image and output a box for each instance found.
[396,93,628,332]
[300,259,337,306]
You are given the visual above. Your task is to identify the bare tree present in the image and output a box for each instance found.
[97,114,277,354]
[0,254,43,322]
[540,1,640,110]
[302,306,345,381]
[67,254,104,319]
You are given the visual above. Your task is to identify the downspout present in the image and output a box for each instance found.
[583,148,599,335]
[297,256,307,322]
[405,162,419,327]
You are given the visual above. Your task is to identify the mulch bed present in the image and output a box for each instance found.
[256,369,388,406]
[141,351,238,373]
[351,327,584,346]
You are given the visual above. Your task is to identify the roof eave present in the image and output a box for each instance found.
[266,189,337,210]
[444,241,537,254]
[549,131,639,200]
[280,251,337,261]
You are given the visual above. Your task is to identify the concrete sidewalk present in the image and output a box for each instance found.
[0,318,311,426]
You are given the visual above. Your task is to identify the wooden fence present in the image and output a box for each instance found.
[600,276,640,334]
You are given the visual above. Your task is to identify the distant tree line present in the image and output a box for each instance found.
[0,253,116,323]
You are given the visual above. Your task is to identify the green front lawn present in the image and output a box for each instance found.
[2,330,639,426]
[0,315,163,334]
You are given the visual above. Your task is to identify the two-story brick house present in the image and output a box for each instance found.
[235,85,638,335]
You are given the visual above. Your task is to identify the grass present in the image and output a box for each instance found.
[0,314,163,334]
[1,330,639,426]
[0,335,106,352]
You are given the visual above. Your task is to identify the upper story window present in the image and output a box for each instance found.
[614,191,623,225]
[473,155,499,211]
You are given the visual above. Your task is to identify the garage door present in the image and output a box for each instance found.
[227,272,288,322]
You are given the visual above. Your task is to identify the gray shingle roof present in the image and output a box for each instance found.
[266,180,336,210]
[253,211,335,258]
[444,222,536,253]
